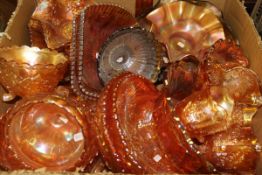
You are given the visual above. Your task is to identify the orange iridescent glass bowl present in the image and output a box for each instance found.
[0,89,98,171]
[0,46,68,101]
[28,19,47,49]
[31,0,94,50]
[93,71,260,174]
[146,1,225,62]
[200,127,260,173]
[94,72,208,173]
[160,0,223,18]
[163,55,205,100]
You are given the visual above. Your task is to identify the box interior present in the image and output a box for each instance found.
[0,0,35,47]
[0,0,17,32]
[0,0,262,173]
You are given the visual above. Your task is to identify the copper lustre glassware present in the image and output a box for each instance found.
[167,63,262,134]
[31,0,94,50]
[98,27,165,84]
[94,72,209,173]
[0,88,98,171]
[0,46,68,101]
[175,66,262,138]
[175,86,236,138]
[204,40,249,71]
[160,0,222,18]
[146,1,225,62]
[202,40,262,105]
[28,18,48,49]
[221,67,262,105]
[93,72,260,173]
[163,55,205,100]
[200,127,260,173]
[203,40,250,88]
[70,4,137,100]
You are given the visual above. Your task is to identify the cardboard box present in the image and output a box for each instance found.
[0,0,261,174]
[0,0,36,47]
[0,0,137,47]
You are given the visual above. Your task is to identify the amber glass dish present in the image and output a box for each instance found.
[0,46,68,101]
[0,90,98,171]
[147,1,225,62]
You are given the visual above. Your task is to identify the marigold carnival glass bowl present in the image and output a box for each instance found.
[28,19,48,49]
[31,0,94,50]
[146,1,225,62]
[200,127,260,173]
[160,0,223,18]
[94,72,260,173]
[94,72,209,174]
[163,55,205,100]
[0,46,68,101]
[0,88,98,171]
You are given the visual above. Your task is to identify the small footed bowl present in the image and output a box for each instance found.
[0,46,68,101]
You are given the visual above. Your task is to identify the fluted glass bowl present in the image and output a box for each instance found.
[147,1,225,62]
[0,46,68,101]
